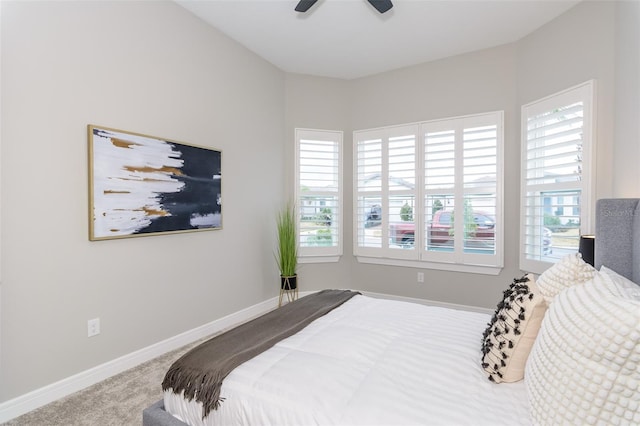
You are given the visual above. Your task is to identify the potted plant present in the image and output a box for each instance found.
[276,202,298,292]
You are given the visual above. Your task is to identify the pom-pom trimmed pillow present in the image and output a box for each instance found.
[481,274,546,383]
[536,253,596,304]
[525,270,640,425]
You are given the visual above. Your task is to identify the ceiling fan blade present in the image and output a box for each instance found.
[295,0,318,12]
[367,0,393,14]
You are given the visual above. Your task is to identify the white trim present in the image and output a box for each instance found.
[0,297,279,423]
[294,128,343,259]
[299,255,340,263]
[353,111,504,270]
[519,80,596,274]
[356,255,502,275]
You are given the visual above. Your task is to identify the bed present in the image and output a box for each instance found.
[143,198,640,426]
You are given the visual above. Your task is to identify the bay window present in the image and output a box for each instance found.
[354,111,504,273]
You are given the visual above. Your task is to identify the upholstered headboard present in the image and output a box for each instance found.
[595,198,640,284]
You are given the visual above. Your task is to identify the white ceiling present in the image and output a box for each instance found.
[176,0,580,80]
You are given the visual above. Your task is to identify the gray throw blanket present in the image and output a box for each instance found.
[161,289,360,419]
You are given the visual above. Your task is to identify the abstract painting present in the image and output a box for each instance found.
[88,125,222,240]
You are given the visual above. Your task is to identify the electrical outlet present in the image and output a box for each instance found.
[417,272,424,283]
[88,318,100,337]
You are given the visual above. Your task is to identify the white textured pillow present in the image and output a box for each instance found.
[525,271,640,425]
[600,266,640,298]
[536,253,596,304]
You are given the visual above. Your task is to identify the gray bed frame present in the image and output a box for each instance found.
[143,400,187,426]
[594,198,640,283]
[143,198,640,426]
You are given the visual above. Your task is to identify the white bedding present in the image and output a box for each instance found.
[164,294,531,426]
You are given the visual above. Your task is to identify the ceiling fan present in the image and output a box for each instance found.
[295,0,393,14]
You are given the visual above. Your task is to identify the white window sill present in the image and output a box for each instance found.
[356,256,503,275]
[299,255,341,264]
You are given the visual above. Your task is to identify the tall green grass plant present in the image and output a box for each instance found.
[276,202,298,277]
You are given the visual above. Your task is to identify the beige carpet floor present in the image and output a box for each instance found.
[2,338,208,426]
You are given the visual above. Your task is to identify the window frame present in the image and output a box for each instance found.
[295,128,343,263]
[353,111,504,275]
[519,80,596,274]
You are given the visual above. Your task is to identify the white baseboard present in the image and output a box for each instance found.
[0,296,280,423]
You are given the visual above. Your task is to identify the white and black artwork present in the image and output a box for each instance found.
[88,125,221,240]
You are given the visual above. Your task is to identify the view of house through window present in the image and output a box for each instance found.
[520,81,595,273]
[295,129,343,260]
[354,112,504,272]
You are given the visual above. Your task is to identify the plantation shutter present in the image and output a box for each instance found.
[422,112,502,267]
[388,131,417,253]
[354,111,503,273]
[424,126,456,257]
[355,130,383,253]
[295,129,343,259]
[462,120,499,258]
[520,81,595,273]
[354,126,418,259]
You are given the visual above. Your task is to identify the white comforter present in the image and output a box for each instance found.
[164,294,531,426]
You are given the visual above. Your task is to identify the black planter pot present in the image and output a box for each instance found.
[280,275,297,290]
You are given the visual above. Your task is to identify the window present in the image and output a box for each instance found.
[295,128,343,262]
[354,112,504,274]
[520,81,595,274]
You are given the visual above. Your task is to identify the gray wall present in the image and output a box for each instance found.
[0,1,285,401]
[350,44,519,308]
[284,74,354,290]
[613,0,640,197]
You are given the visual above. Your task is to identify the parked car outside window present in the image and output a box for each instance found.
[427,210,495,248]
[387,209,552,253]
